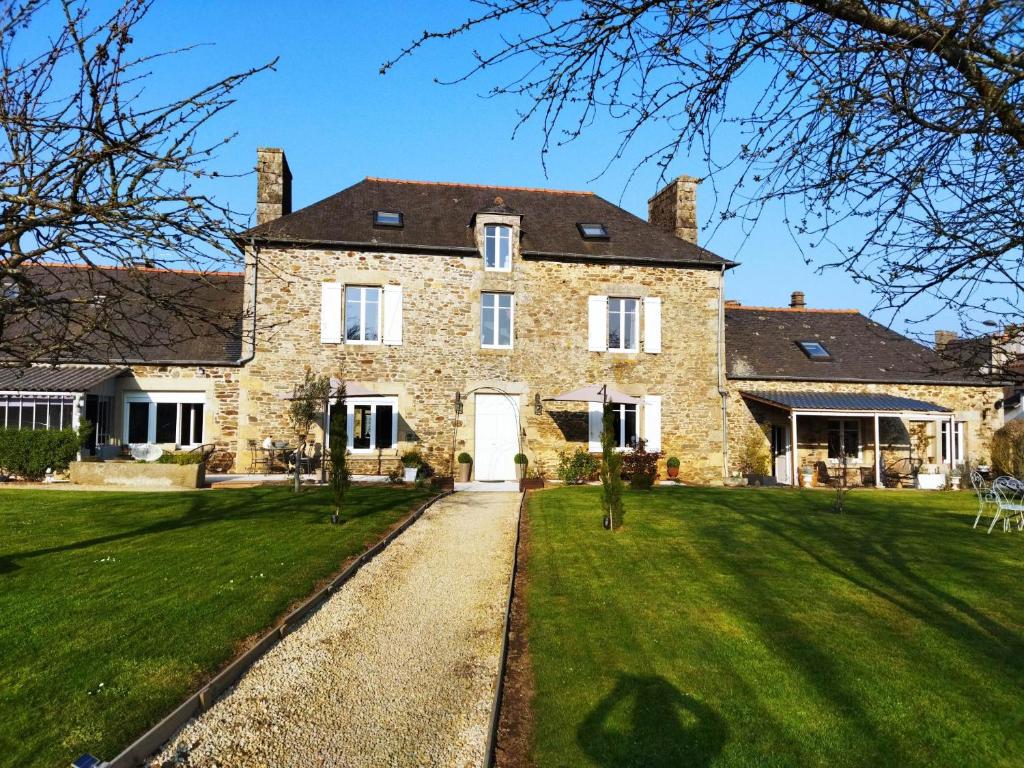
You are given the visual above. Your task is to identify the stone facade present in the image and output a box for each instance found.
[234,240,727,482]
[726,378,1004,483]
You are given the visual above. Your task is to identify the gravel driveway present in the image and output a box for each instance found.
[150,491,521,768]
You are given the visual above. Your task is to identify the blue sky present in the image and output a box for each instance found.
[29,1,961,339]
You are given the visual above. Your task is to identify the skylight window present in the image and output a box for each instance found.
[373,210,403,227]
[798,340,831,360]
[577,223,609,239]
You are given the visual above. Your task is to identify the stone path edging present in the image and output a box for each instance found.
[481,490,526,768]
[102,491,451,768]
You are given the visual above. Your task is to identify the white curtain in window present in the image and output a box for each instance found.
[588,402,603,451]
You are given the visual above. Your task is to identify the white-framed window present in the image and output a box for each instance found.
[481,292,513,348]
[329,397,398,453]
[0,394,73,430]
[610,403,639,449]
[123,392,205,447]
[608,297,639,352]
[345,286,381,344]
[827,419,860,459]
[941,421,966,465]
[484,224,512,271]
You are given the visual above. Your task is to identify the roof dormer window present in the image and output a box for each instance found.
[373,210,403,227]
[577,223,609,239]
[797,340,831,360]
[484,224,512,271]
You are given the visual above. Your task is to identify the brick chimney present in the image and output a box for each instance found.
[934,330,959,351]
[789,291,806,309]
[256,147,292,226]
[648,175,699,244]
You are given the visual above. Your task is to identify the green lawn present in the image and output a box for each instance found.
[525,487,1024,768]
[0,484,433,768]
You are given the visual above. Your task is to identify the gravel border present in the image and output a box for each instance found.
[148,491,521,768]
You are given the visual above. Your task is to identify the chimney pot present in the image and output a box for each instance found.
[256,147,292,226]
[789,291,806,309]
[648,175,699,244]
[724,299,741,307]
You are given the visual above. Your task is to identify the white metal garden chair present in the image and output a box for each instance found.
[970,470,997,529]
[988,476,1024,534]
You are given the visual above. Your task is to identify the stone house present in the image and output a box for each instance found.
[725,296,1004,485]
[0,147,1004,484]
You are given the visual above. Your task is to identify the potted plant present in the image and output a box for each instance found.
[400,449,423,483]
[514,452,528,481]
[457,452,472,482]
[800,464,814,487]
[666,456,680,478]
[950,463,963,490]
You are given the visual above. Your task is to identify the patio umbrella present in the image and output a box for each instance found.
[545,384,642,405]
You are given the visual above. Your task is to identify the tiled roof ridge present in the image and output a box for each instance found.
[364,176,594,197]
[726,305,860,314]
[32,262,244,277]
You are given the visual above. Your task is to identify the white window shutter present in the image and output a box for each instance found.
[644,395,662,452]
[345,407,355,450]
[320,283,342,343]
[588,295,608,351]
[588,402,604,452]
[644,297,662,353]
[382,285,403,345]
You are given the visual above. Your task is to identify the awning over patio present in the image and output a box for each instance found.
[545,384,642,405]
[0,365,127,394]
[741,390,949,414]
[740,389,955,487]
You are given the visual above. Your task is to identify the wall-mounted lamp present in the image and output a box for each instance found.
[454,391,463,415]
[534,393,543,415]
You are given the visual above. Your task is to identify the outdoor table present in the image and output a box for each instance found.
[260,445,293,473]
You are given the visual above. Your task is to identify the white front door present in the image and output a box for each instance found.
[474,394,520,481]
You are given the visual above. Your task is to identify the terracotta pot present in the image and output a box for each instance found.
[667,466,679,478]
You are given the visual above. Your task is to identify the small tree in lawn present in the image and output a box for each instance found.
[329,383,350,524]
[600,403,624,531]
[288,371,331,493]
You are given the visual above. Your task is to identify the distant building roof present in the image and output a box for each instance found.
[741,390,950,413]
[241,177,730,268]
[726,306,989,385]
[2,264,245,365]
[0,365,127,393]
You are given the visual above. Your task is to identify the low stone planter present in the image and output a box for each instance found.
[70,460,206,489]
[519,477,544,491]
[915,473,946,490]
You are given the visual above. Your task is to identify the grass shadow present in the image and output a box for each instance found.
[577,673,726,768]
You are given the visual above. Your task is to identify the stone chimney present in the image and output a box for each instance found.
[724,299,741,307]
[934,330,959,351]
[256,147,292,226]
[789,291,806,309]
[648,175,699,244]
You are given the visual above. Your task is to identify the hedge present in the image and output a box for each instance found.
[991,420,1024,478]
[0,427,82,481]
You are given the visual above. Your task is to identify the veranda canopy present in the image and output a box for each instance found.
[545,384,642,405]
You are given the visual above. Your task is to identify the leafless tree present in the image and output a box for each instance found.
[0,0,273,364]
[387,1,1024,365]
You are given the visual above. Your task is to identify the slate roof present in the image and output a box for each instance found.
[741,390,949,413]
[726,307,988,385]
[241,177,730,267]
[0,365,127,393]
[3,265,245,365]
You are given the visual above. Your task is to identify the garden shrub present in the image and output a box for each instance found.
[736,426,772,476]
[0,428,82,480]
[621,438,661,486]
[155,452,204,465]
[557,447,600,484]
[992,420,1024,477]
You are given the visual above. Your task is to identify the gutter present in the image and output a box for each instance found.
[725,374,1002,387]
